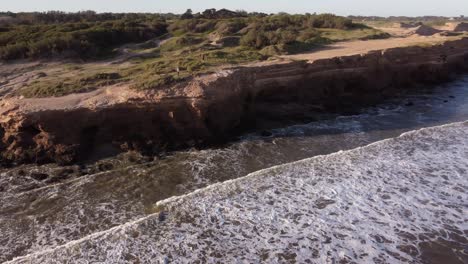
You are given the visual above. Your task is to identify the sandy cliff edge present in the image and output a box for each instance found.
[1,37,467,164]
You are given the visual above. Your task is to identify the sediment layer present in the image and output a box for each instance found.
[1,38,468,163]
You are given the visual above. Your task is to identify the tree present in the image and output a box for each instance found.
[236,10,248,17]
[181,9,193,19]
[202,9,217,19]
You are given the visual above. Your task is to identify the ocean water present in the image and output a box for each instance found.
[1,76,468,262]
[6,119,468,264]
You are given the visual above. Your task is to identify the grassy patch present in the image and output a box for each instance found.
[128,46,266,90]
[159,35,206,52]
[13,12,391,97]
[317,28,390,41]
[21,72,122,97]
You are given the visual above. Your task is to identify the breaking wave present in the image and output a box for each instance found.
[7,121,468,263]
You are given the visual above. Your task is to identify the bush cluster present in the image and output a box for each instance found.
[239,14,354,50]
[168,19,217,34]
[0,19,167,60]
[0,11,385,61]
[0,11,174,25]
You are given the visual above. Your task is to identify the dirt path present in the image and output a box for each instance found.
[282,35,453,62]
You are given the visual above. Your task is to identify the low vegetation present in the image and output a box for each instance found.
[0,10,391,97]
[0,20,168,60]
[22,72,122,97]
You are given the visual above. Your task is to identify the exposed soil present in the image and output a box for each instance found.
[1,33,468,164]
[282,34,453,61]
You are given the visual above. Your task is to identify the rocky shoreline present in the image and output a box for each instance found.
[1,38,468,164]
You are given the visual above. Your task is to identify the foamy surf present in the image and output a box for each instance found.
[7,121,468,263]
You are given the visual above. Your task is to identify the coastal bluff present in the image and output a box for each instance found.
[1,38,468,164]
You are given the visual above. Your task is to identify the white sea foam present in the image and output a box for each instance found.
[3,76,468,262]
[7,121,468,263]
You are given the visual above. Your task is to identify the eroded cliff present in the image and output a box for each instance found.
[1,38,468,164]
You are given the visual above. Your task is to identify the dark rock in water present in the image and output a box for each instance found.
[444,100,449,103]
[30,173,49,181]
[158,211,167,222]
[314,197,336,209]
[47,168,76,183]
[341,109,361,116]
[98,163,114,171]
[260,130,273,137]
[77,164,90,176]
[449,95,455,98]
[56,168,75,178]
[405,101,415,107]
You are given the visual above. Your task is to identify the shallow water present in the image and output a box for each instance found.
[1,76,468,262]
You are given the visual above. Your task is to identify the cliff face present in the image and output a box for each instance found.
[1,38,468,164]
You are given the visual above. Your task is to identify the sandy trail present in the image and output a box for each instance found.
[282,35,450,62]
[434,22,459,31]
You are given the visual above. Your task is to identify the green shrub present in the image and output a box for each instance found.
[168,19,216,34]
[259,45,283,56]
[240,29,268,49]
[238,14,362,50]
[297,29,320,42]
[194,20,216,33]
[306,14,353,29]
[160,35,204,52]
[215,19,247,35]
[131,74,183,90]
[0,20,168,60]
[0,12,376,61]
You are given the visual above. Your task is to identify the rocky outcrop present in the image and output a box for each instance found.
[411,25,442,36]
[454,22,468,32]
[1,38,468,164]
